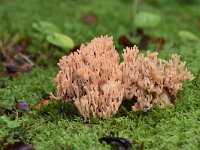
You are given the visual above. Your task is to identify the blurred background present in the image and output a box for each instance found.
[0,0,200,70]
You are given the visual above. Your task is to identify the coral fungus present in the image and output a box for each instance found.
[54,36,124,120]
[121,46,194,111]
[53,36,194,119]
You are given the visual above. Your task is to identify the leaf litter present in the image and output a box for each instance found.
[118,28,165,53]
[0,34,34,77]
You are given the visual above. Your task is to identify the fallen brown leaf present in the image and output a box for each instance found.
[35,99,51,110]
[119,28,166,53]
[82,14,97,25]
[3,141,35,150]
[118,35,135,47]
[15,101,30,111]
[0,34,34,77]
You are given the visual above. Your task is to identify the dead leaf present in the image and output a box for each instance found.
[3,141,35,150]
[0,35,34,77]
[15,101,30,111]
[5,65,18,74]
[118,35,135,47]
[120,28,166,53]
[12,37,30,54]
[99,136,132,150]
[82,14,97,25]
[35,99,51,110]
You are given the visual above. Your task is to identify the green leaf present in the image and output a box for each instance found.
[178,30,199,41]
[0,115,20,129]
[134,11,161,28]
[47,32,74,49]
[32,21,60,35]
[7,120,20,129]
[1,115,10,123]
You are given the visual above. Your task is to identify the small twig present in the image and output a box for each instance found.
[18,53,35,66]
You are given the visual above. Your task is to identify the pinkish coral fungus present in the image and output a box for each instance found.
[54,36,124,120]
[121,46,194,111]
[53,36,194,119]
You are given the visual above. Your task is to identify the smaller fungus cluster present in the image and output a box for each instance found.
[121,47,193,111]
[53,36,194,120]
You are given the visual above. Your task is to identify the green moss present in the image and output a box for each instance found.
[0,0,200,149]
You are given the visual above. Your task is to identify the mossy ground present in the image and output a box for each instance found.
[0,0,200,149]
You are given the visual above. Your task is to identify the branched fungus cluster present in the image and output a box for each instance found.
[53,36,194,120]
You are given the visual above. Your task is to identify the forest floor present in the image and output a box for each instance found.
[0,0,200,149]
